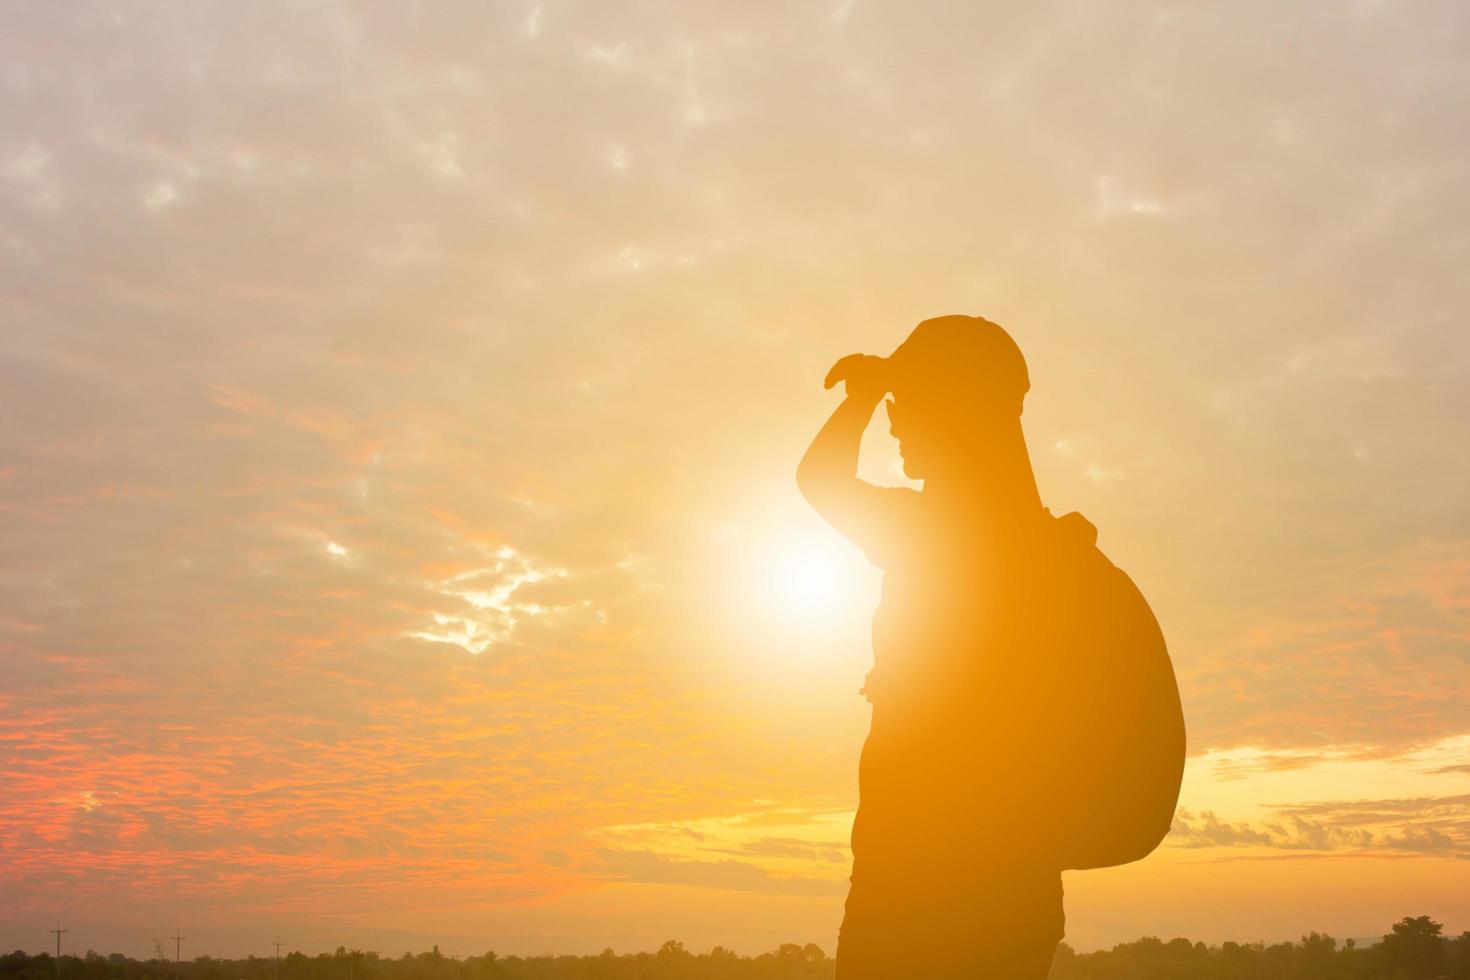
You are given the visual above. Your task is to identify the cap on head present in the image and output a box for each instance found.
[887,314,1029,416]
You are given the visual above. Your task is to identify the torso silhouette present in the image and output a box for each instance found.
[851,491,1073,834]
[838,491,1071,978]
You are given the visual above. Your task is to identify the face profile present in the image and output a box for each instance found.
[883,393,946,481]
[884,383,1006,482]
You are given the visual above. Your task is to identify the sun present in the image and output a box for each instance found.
[775,547,844,610]
[707,509,879,665]
[764,539,858,621]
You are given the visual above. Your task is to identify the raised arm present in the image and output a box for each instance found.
[797,354,901,552]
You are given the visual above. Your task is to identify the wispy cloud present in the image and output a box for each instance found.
[1171,795,1470,857]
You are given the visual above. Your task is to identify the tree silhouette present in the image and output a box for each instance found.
[1379,915,1447,979]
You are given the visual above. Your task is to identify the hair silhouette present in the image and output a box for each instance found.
[798,315,1185,979]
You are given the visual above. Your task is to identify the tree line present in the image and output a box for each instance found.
[4,916,1466,980]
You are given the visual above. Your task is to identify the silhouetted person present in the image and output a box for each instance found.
[798,316,1184,979]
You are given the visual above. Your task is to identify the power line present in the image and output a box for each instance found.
[171,932,186,980]
[273,939,283,980]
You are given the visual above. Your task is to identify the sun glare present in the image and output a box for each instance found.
[775,547,844,611]
[756,532,871,629]
[708,511,879,669]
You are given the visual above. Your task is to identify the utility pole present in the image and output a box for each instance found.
[49,924,67,979]
[273,940,283,980]
[171,931,186,980]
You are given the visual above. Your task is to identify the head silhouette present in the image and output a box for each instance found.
[883,315,1030,483]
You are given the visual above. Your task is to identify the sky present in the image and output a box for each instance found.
[2,0,1469,961]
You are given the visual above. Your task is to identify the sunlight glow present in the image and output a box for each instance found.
[708,504,881,669]
[773,547,845,613]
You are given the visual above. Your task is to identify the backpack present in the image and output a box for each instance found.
[1022,511,1186,871]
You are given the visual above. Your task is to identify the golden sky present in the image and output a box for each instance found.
[2,0,1468,959]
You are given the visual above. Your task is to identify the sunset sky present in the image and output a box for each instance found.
[3,0,1469,960]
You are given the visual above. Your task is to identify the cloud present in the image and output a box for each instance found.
[1170,810,1277,849]
[596,850,843,897]
[1179,539,1470,751]
[709,836,851,863]
[1170,794,1470,857]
